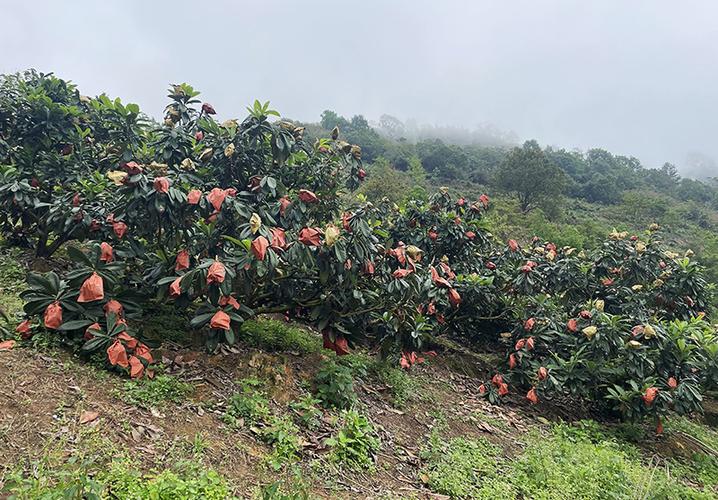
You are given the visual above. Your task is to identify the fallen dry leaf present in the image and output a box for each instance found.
[79,411,99,424]
[0,340,16,351]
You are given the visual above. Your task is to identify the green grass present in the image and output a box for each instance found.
[240,318,321,354]
[421,422,713,499]
[370,361,418,407]
[0,246,26,320]
[117,374,194,408]
[665,417,718,492]
[421,434,515,499]
[3,460,231,499]
[668,417,718,450]
[510,428,695,500]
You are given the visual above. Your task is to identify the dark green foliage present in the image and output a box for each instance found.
[313,357,358,409]
[494,140,567,213]
[239,318,320,354]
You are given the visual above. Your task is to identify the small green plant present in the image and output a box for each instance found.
[313,358,357,409]
[289,394,323,429]
[240,319,321,354]
[262,415,302,470]
[325,410,380,471]
[101,462,230,499]
[256,472,310,500]
[222,378,270,426]
[119,375,193,408]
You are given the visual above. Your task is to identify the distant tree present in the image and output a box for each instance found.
[494,140,567,213]
[676,178,716,205]
[620,190,668,224]
[416,139,468,179]
[383,140,414,171]
[661,162,679,180]
[357,158,411,204]
[350,115,370,130]
[577,149,641,203]
[320,110,348,131]
[378,114,406,140]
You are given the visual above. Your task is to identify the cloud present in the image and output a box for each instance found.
[2,0,717,175]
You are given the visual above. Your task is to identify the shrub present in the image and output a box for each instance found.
[3,71,717,429]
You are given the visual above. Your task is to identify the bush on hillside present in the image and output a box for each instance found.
[1,71,716,428]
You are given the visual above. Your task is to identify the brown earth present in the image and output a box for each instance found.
[0,339,560,498]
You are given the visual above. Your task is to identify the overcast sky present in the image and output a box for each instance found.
[2,0,717,176]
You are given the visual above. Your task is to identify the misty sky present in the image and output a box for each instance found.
[2,0,717,176]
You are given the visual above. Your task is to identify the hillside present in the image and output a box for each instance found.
[1,72,717,499]
[3,325,718,498]
[1,249,717,498]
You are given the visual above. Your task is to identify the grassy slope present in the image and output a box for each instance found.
[2,333,718,499]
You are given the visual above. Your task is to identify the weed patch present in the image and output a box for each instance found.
[222,378,271,426]
[313,358,357,409]
[118,374,194,408]
[223,379,303,470]
[421,435,515,499]
[420,422,712,499]
[370,361,418,407]
[325,410,380,471]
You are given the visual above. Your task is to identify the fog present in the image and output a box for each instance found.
[2,0,717,178]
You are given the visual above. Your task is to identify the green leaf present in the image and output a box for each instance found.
[58,319,94,331]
